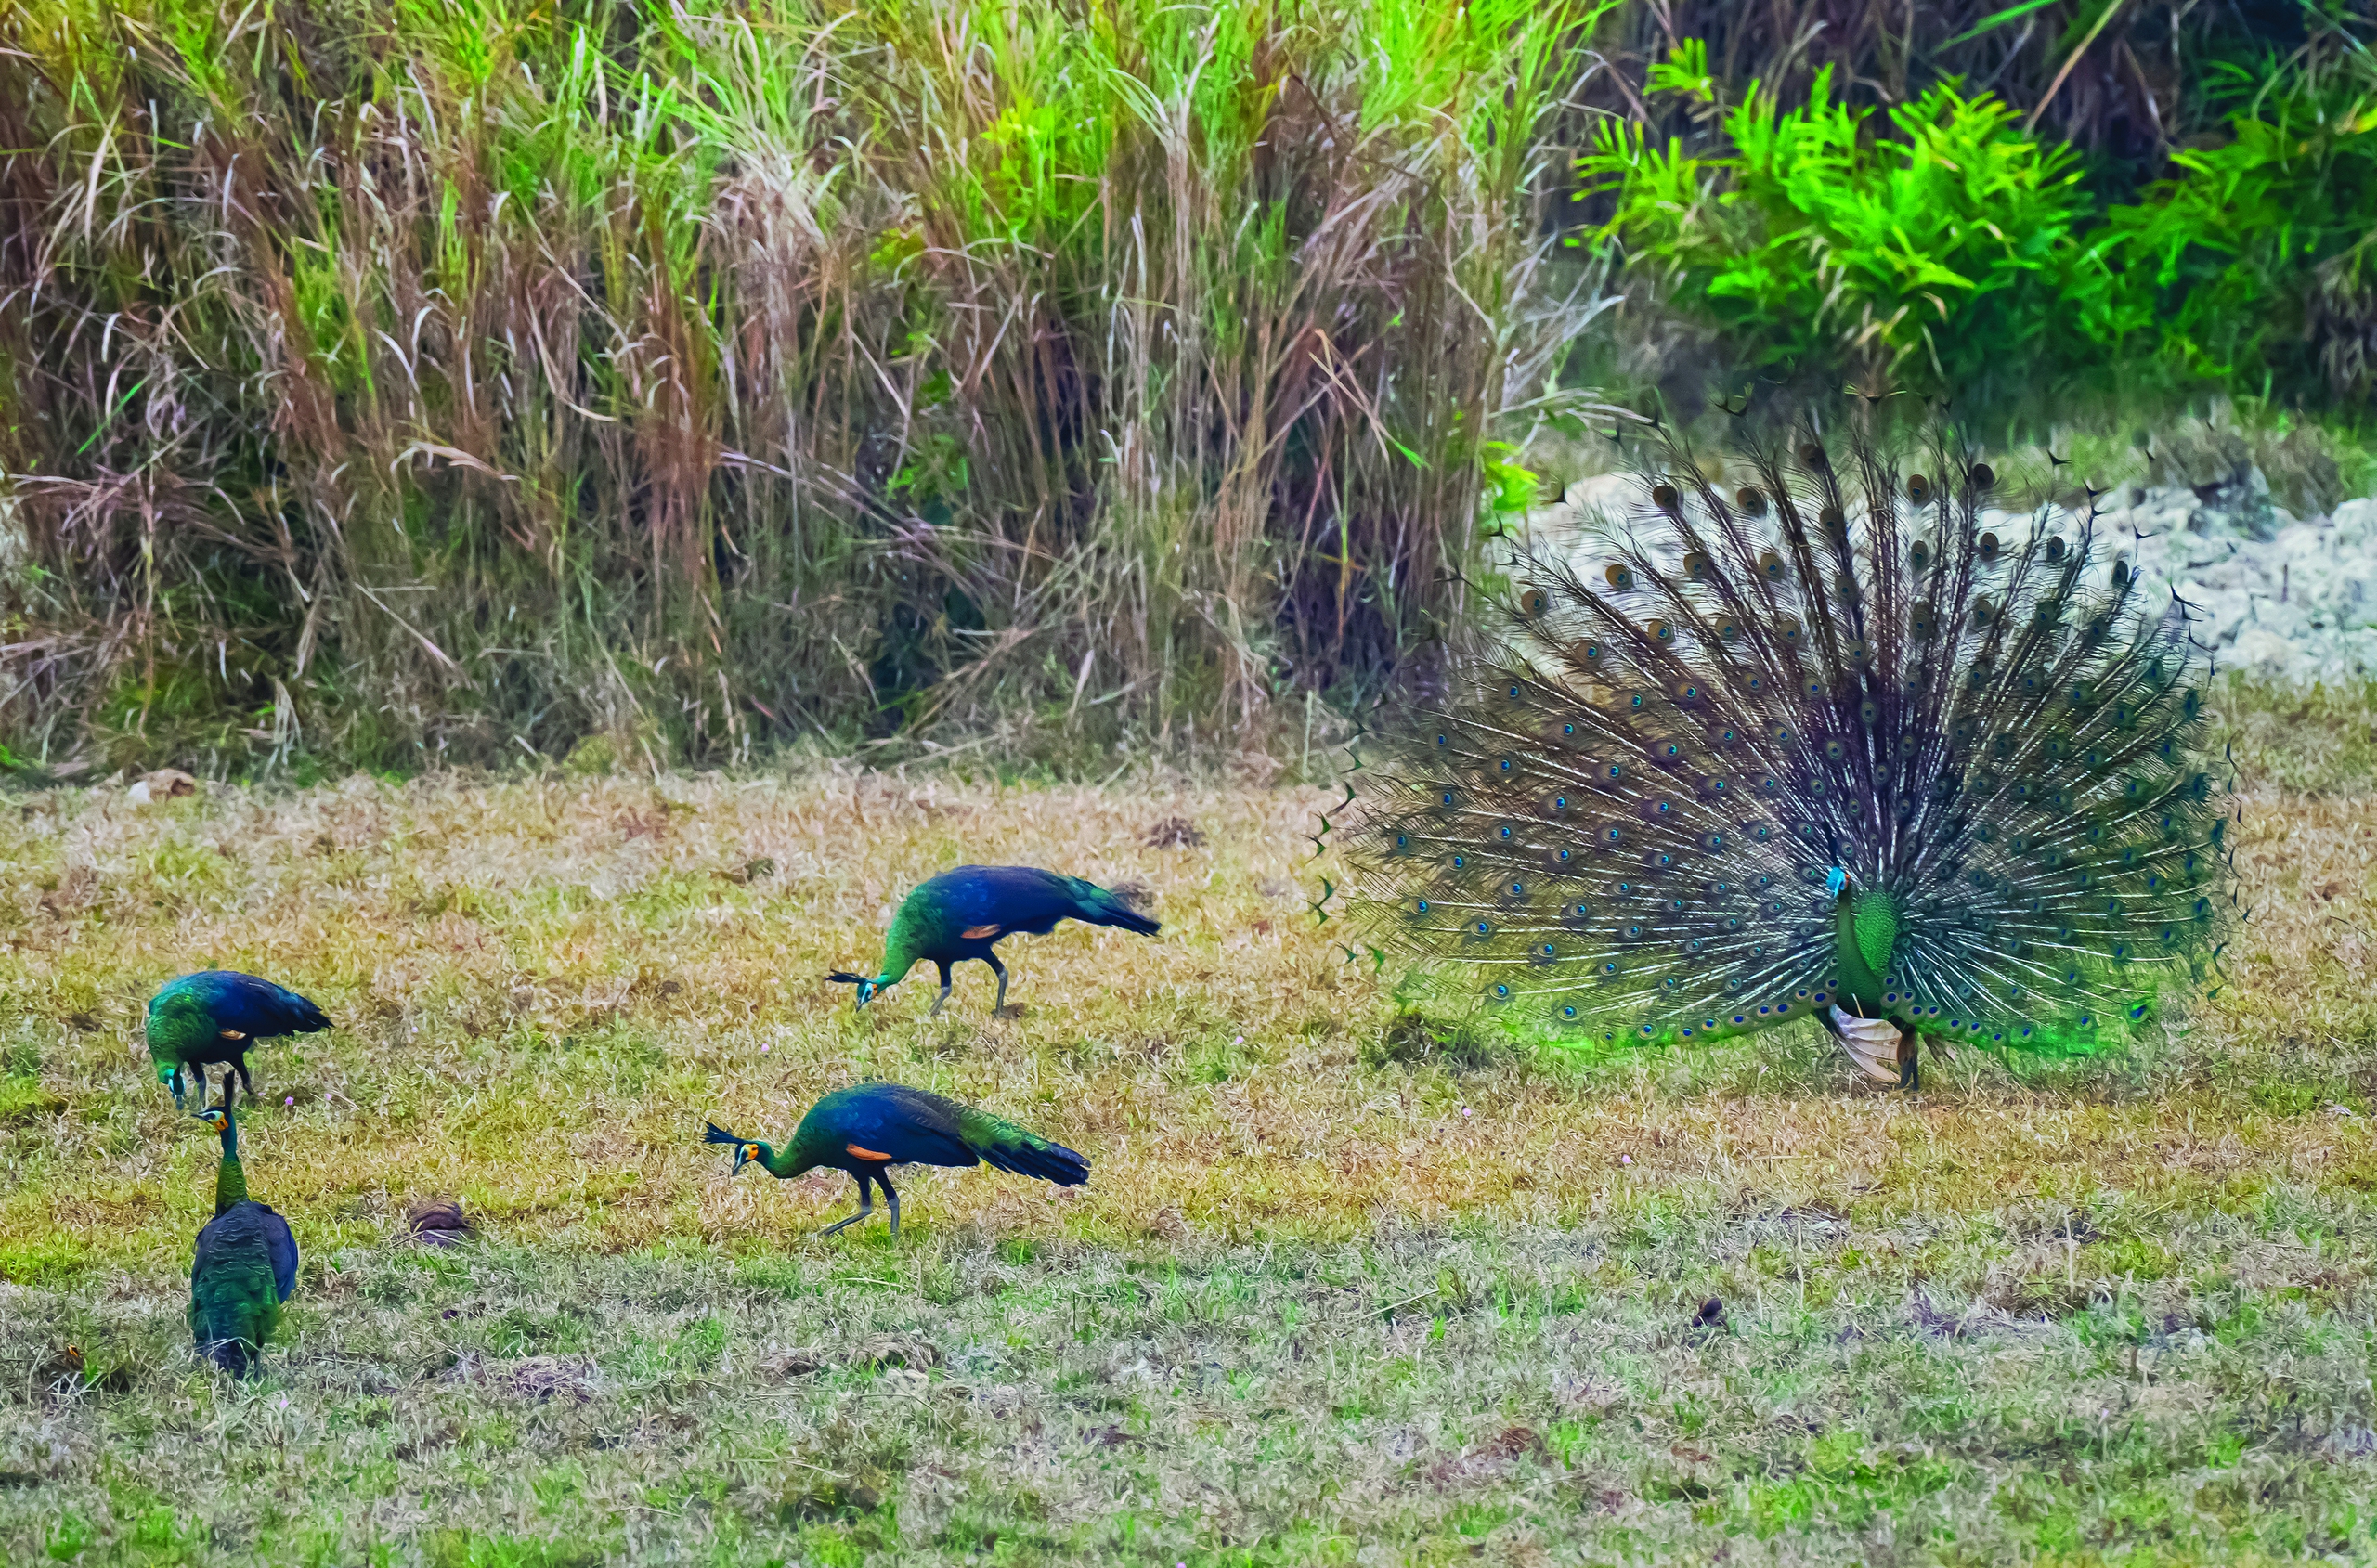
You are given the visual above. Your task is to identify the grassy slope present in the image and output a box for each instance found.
[0,757,2373,1564]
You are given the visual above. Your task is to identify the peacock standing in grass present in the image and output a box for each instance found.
[1331,395,2239,1087]
[188,1104,298,1375]
[147,971,331,1111]
[705,1083,1090,1238]
[829,866,1159,1017]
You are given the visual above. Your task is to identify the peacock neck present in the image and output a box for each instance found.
[214,1124,248,1215]
[1834,893,1890,1006]
[874,917,923,989]
[761,1140,808,1179]
[149,994,211,1062]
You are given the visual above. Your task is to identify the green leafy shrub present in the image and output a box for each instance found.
[2085,45,2377,402]
[1577,44,2089,393]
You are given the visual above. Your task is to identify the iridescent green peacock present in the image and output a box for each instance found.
[1331,396,2239,1087]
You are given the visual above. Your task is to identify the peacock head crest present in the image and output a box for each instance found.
[704,1121,769,1173]
[825,971,879,1008]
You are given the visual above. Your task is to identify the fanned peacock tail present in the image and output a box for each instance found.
[1332,395,2240,1059]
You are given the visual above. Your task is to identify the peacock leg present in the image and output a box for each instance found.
[882,1174,901,1239]
[235,1056,258,1107]
[189,1063,209,1112]
[169,1067,187,1111]
[1898,1026,1921,1092]
[818,1173,876,1238]
[929,961,954,1017]
[986,953,1009,1014]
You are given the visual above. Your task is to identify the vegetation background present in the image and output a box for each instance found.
[3,0,2372,780]
[6,5,2377,1562]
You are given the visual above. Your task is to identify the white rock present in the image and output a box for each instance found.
[2334,499,2377,550]
[1532,473,2376,683]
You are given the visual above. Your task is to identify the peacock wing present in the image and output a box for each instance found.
[833,1083,980,1169]
[254,1203,299,1302]
[929,866,1078,938]
[192,971,331,1038]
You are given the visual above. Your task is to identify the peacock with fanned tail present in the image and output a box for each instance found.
[1332,396,2239,1087]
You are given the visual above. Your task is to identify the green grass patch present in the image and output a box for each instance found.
[0,768,2371,1561]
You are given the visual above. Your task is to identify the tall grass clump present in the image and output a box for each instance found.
[0,0,1619,774]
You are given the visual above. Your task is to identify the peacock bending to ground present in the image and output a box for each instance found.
[188,1104,299,1375]
[148,970,331,1110]
[705,1083,1089,1238]
[829,866,1160,1017]
[1331,396,2238,1087]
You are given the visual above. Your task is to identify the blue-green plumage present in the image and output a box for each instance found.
[148,971,331,1110]
[829,866,1159,1016]
[705,1082,1089,1238]
[188,1104,297,1375]
[1339,397,2239,1086]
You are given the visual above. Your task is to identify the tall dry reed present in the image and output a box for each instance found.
[0,0,1622,772]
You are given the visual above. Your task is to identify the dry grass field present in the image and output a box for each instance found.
[1,724,2374,1564]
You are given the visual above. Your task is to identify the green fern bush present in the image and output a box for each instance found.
[1578,45,2091,394]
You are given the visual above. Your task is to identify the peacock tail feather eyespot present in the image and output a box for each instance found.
[1652,483,1682,512]
[1739,487,1769,515]
[1605,563,1634,590]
